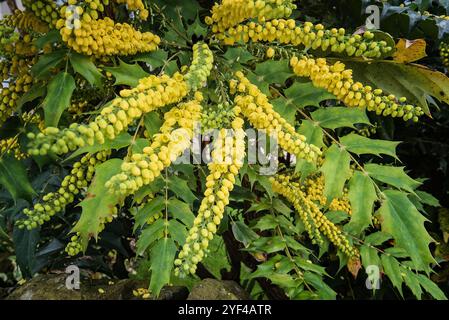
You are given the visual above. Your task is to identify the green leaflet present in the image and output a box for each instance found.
[298,120,325,148]
[136,219,165,255]
[365,164,421,193]
[346,171,377,235]
[271,97,297,125]
[360,245,381,269]
[223,47,254,66]
[167,198,195,228]
[380,254,403,296]
[168,176,197,205]
[133,50,168,70]
[311,107,371,129]
[378,190,435,273]
[143,112,163,136]
[134,196,165,232]
[0,155,35,203]
[30,50,66,79]
[72,159,124,250]
[320,144,351,201]
[149,237,177,296]
[253,59,294,85]
[340,133,400,160]
[284,81,335,108]
[104,59,149,87]
[232,220,259,247]
[69,52,103,87]
[42,72,76,127]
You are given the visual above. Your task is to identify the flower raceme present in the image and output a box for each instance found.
[231,71,321,163]
[205,0,297,33]
[105,95,203,196]
[174,117,246,276]
[290,56,424,121]
[214,19,392,58]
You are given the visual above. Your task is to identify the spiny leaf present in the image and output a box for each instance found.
[42,72,75,127]
[272,97,297,125]
[298,120,325,148]
[284,81,335,108]
[320,144,351,201]
[223,47,254,66]
[167,219,188,245]
[311,107,371,129]
[393,38,427,63]
[136,219,165,255]
[168,176,197,205]
[340,133,400,159]
[143,112,163,136]
[365,164,421,193]
[104,59,149,87]
[72,159,124,250]
[253,59,293,85]
[134,196,165,232]
[360,245,381,269]
[380,254,404,296]
[133,50,168,70]
[149,238,177,296]
[364,231,393,246]
[0,155,36,203]
[378,190,435,272]
[31,50,66,79]
[346,171,378,235]
[168,198,195,227]
[232,221,259,247]
[69,52,103,87]
[416,273,447,300]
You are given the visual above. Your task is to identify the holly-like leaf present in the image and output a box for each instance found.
[232,221,259,247]
[271,97,297,125]
[69,52,103,87]
[284,81,335,108]
[104,59,149,87]
[0,155,36,203]
[416,273,447,300]
[298,119,325,148]
[365,164,421,193]
[133,50,168,70]
[168,176,197,205]
[381,254,404,296]
[187,15,208,38]
[168,198,194,227]
[223,47,254,66]
[167,219,187,245]
[72,159,124,250]
[136,219,165,255]
[42,72,76,127]
[149,238,177,296]
[31,50,66,79]
[16,84,46,110]
[340,133,400,159]
[346,171,378,235]
[393,38,427,63]
[134,196,165,231]
[320,144,351,201]
[311,107,371,129]
[378,190,435,272]
[143,112,163,136]
[253,59,293,85]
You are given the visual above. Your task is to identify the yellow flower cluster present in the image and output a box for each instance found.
[22,0,59,27]
[1,10,49,33]
[205,0,296,33]
[200,102,235,132]
[0,56,36,124]
[17,151,110,230]
[66,207,117,256]
[0,138,28,160]
[28,72,188,155]
[214,19,392,58]
[28,42,213,156]
[21,111,46,131]
[105,95,203,196]
[290,56,424,121]
[302,174,351,215]
[231,71,321,163]
[184,43,214,91]
[440,42,449,68]
[271,174,358,257]
[56,1,159,56]
[175,117,246,276]
[115,0,149,20]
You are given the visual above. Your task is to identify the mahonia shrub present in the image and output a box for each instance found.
[0,0,448,300]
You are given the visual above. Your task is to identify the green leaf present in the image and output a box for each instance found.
[31,50,66,79]
[254,215,278,231]
[360,245,380,269]
[42,72,76,127]
[304,271,337,300]
[298,120,325,148]
[365,164,421,193]
[346,171,378,235]
[340,133,400,159]
[402,268,423,299]
[253,59,293,85]
[66,132,133,161]
[416,273,447,300]
[364,232,393,246]
[285,81,335,108]
[69,52,103,87]
[34,29,61,49]
[168,198,195,227]
[12,227,39,278]
[133,50,168,70]
[311,107,371,129]
[143,112,163,136]
[167,219,188,245]
[72,159,124,250]
[16,84,46,110]
[104,59,149,87]
[380,254,403,296]
[271,97,297,125]
[134,196,165,231]
[223,47,254,66]
[149,238,177,296]
[320,144,351,201]
[168,176,197,205]
[378,190,435,272]
[232,221,259,247]
[0,155,36,202]
[187,15,208,38]
[136,219,165,255]
[415,190,440,207]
